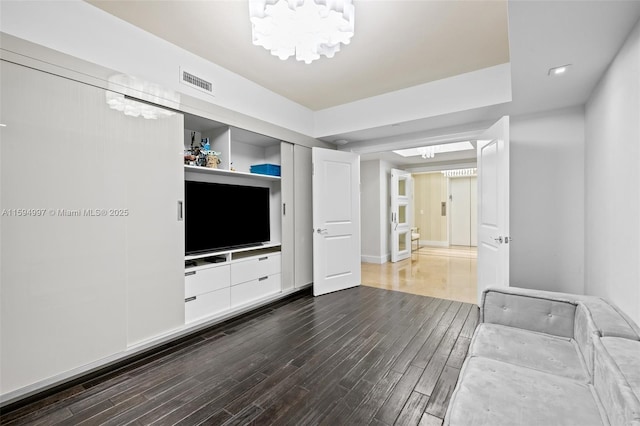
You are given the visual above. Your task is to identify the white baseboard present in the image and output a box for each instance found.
[361,254,390,264]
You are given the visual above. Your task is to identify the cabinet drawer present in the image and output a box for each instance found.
[185,287,230,324]
[185,265,230,298]
[231,273,281,307]
[231,254,281,286]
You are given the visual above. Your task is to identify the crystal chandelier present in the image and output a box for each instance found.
[442,168,478,178]
[417,146,437,159]
[249,0,355,64]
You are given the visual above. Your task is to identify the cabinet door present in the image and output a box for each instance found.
[294,145,313,287]
[122,96,184,346]
[1,62,129,394]
[280,142,295,291]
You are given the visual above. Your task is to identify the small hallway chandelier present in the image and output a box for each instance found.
[249,0,355,64]
[417,146,436,159]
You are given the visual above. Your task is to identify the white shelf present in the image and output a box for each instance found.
[184,165,281,181]
[185,242,282,262]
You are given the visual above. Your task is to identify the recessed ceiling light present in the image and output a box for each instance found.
[548,64,572,76]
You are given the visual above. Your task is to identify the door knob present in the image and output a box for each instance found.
[316,228,328,234]
[494,236,503,244]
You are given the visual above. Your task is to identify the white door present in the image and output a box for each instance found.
[450,177,472,246]
[391,169,413,262]
[477,116,510,305]
[312,148,361,296]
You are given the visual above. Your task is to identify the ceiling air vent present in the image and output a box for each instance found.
[180,67,213,96]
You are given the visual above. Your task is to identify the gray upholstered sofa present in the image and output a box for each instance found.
[445,287,640,426]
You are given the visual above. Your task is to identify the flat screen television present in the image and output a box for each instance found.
[185,180,270,255]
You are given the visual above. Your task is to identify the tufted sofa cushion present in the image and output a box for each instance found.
[444,356,605,426]
[481,288,576,338]
[468,323,590,382]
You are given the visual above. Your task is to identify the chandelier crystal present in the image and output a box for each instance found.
[249,0,355,64]
[417,146,437,159]
[442,168,478,178]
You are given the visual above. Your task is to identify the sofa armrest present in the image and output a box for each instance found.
[481,287,577,339]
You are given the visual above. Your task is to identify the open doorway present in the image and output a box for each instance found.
[362,168,478,304]
[348,116,510,306]
[359,141,479,304]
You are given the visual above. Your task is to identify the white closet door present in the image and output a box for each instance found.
[0,60,185,396]
[122,96,184,346]
[294,145,313,288]
[1,62,128,394]
[280,141,295,292]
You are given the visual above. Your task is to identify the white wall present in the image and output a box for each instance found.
[510,106,586,295]
[0,0,314,136]
[314,63,512,138]
[361,160,383,263]
[585,18,640,324]
[360,159,394,263]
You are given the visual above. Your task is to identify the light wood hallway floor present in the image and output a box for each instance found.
[0,287,478,426]
[361,246,477,305]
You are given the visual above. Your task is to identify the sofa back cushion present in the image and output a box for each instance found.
[482,289,576,338]
[574,303,600,376]
[580,298,640,339]
[593,336,640,425]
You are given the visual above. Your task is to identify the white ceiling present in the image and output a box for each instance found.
[86,0,640,169]
[87,0,510,111]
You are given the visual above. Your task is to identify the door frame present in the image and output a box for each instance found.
[390,168,413,262]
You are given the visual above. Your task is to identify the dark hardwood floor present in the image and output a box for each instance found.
[0,286,478,426]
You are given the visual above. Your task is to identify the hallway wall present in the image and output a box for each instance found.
[413,173,448,245]
[510,106,585,295]
[585,18,640,324]
[360,159,395,263]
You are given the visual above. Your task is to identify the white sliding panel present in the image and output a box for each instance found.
[122,96,184,346]
[0,62,128,394]
[280,142,295,291]
[0,60,185,398]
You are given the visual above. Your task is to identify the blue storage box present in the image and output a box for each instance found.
[250,164,281,176]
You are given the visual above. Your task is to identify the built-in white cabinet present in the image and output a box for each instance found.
[230,251,281,307]
[0,61,184,396]
[184,247,281,324]
[185,262,231,323]
[0,49,314,405]
[182,115,289,325]
[184,118,281,175]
